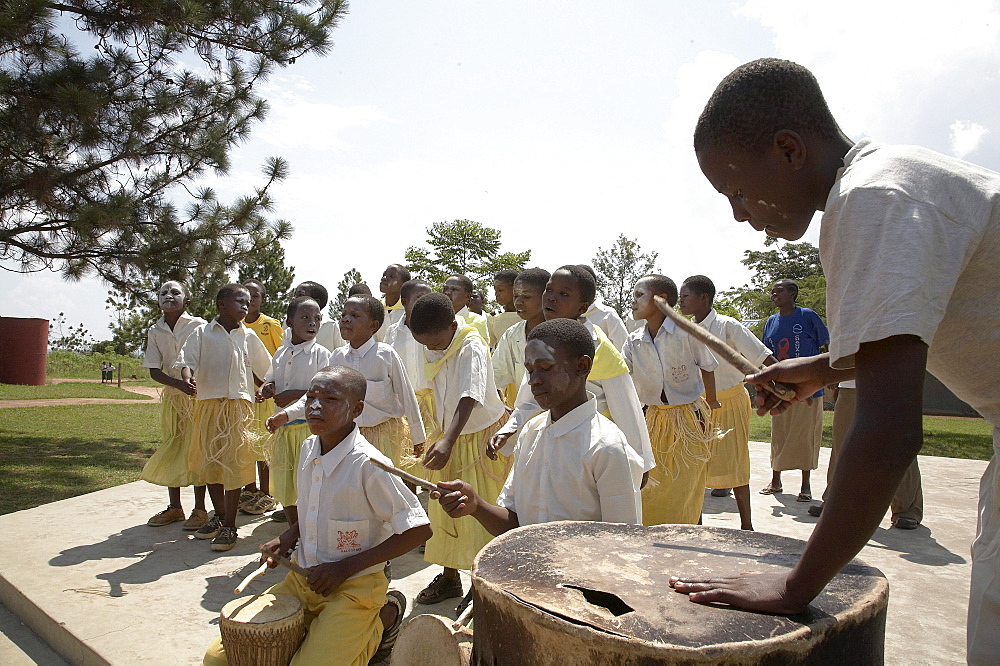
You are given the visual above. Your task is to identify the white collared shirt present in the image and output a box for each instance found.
[424,332,506,435]
[376,299,405,342]
[622,319,719,406]
[584,300,630,351]
[695,309,772,392]
[265,338,334,393]
[142,313,205,378]
[384,319,429,392]
[497,397,643,526]
[176,320,271,401]
[283,316,344,352]
[491,319,527,389]
[294,429,429,575]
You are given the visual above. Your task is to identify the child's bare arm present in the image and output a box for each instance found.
[423,396,476,470]
[701,369,720,409]
[273,389,306,408]
[179,366,197,393]
[149,367,191,394]
[265,410,289,433]
[432,479,519,536]
[672,335,926,613]
[261,523,300,567]
[306,524,432,596]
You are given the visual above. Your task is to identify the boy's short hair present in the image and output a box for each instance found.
[640,274,678,307]
[515,267,551,292]
[774,278,799,301]
[216,283,248,303]
[493,268,519,286]
[349,283,372,297]
[527,318,595,360]
[409,293,455,336]
[347,295,386,326]
[243,279,266,299]
[578,264,598,282]
[387,264,412,282]
[682,275,716,304]
[448,274,474,294]
[286,296,319,320]
[296,281,329,309]
[694,58,841,154]
[557,265,597,306]
[314,365,367,402]
[400,279,431,301]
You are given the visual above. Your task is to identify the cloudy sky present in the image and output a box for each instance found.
[5,0,1000,340]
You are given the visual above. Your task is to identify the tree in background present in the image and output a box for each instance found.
[0,1,348,291]
[330,268,363,320]
[405,219,531,292]
[238,242,296,319]
[48,313,95,352]
[718,238,826,336]
[591,234,659,318]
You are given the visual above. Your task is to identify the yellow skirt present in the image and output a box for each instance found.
[642,399,718,526]
[265,422,311,507]
[188,398,256,491]
[249,398,276,461]
[770,398,823,471]
[360,417,411,468]
[140,387,201,488]
[501,382,518,410]
[705,384,752,488]
[424,415,511,570]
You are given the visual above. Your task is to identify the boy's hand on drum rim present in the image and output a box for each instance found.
[669,571,810,615]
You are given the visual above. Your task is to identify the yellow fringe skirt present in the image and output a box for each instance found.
[360,417,411,468]
[265,422,311,507]
[424,415,511,571]
[141,386,201,488]
[642,399,720,526]
[249,398,276,461]
[705,384,753,489]
[188,398,256,491]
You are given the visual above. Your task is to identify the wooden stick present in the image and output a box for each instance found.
[234,562,268,594]
[259,547,310,577]
[367,457,448,492]
[653,296,797,402]
[453,602,474,630]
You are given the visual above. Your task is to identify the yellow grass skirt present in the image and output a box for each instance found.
[188,398,256,491]
[140,386,200,488]
[501,382,518,410]
[642,399,719,526]
[705,384,753,488]
[249,398,276,461]
[265,422,311,507]
[770,398,823,471]
[360,417,411,468]
[424,415,511,570]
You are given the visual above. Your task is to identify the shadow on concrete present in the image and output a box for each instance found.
[865,526,966,567]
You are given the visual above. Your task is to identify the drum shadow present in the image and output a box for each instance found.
[863,525,965,566]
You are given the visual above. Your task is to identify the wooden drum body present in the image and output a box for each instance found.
[220,594,305,666]
[471,523,888,665]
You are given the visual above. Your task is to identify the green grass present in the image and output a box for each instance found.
[0,404,161,515]
[0,382,151,401]
[46,349,151,380]
[749,411,994,461]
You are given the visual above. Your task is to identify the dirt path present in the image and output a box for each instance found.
[0,380,161,409]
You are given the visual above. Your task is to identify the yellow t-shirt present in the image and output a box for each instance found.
[244,313,284,355]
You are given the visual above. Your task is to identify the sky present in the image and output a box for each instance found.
[5,0,1000,341]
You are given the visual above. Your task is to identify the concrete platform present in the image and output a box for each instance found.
[0,442,986,664]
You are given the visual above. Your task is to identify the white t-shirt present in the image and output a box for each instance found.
[265,338,333,394]
[384,319,428,392]
[497,397,643,525]
[696,309,772,392]
[425,332,506,435]
[142,313,205,378]
[822,139,1000,428]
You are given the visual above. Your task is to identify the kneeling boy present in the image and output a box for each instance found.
[203,366,432,665]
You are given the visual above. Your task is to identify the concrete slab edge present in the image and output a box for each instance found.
[0,573,110,665]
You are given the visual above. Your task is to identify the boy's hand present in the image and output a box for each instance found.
[260,535,294,567]
[431,479,479,518]
[180,377,197,396]
[745,355,833,415]
[422,435,456,470]
[257,382,276,401]
[487,431,512,459]
[669,571,809,615]
[707,399,722,410]
[265,411,289,433]
[306,561,351,596]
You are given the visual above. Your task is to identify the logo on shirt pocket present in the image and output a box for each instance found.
[337,530,361,553]
[328,519,367,555]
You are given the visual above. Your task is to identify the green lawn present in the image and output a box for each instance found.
[749,411,994,461]
[0,382,152,401]
[0,404,161,514]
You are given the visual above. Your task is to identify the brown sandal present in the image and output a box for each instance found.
[759,485,782,495]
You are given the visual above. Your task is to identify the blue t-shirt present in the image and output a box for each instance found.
[763,306,830,397]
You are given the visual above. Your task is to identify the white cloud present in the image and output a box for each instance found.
[949,120,989,159]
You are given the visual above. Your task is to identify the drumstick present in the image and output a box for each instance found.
[653,296,797,402]
[258,547,310,577]
[366,457,448,492]
[234,562,268,594]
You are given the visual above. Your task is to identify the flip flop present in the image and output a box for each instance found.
[797,493,812,502]
[759,485,782,495]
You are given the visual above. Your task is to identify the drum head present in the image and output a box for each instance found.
[222,594,302,625]
[392,614,472,666]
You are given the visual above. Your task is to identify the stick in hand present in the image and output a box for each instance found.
[234,562,269,594]
[259,546,310,577]
[653,296,797,403]
[366,456,448,493]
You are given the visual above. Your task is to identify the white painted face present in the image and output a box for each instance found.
[158,281,187,313]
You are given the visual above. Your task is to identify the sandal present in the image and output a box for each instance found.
[415,573,463,605]
[796,493,812,502]
[758,485,782,495]
[369,590,406,664]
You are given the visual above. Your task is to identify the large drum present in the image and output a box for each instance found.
[220,594,305,666]
[472,522,888,664]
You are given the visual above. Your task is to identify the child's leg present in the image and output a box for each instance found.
[800,470,812,497]
[734,484,753,530]
[223,488,241,527]
[167,486,182,509]
[207,483,225,514]
[285,505,298,526]
[194,485,207,511]
[258,461,270,496]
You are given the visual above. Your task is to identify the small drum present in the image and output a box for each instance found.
[220,594,305,666]
[472,522,889,664]
[391,613,473,666]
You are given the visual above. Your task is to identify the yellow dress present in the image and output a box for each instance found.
[140,386,200,487]
[705,384,753,488]
[188,398,257,490]
[266,421,311,506]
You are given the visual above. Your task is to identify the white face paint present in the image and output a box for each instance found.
[158,281,187,313]
[307,396,323,415]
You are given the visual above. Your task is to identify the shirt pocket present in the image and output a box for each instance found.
[366,379,390,406]
[326,519,368,556]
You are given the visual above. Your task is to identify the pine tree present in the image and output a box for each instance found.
[591,234,659,317]
[405,219,530,291]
